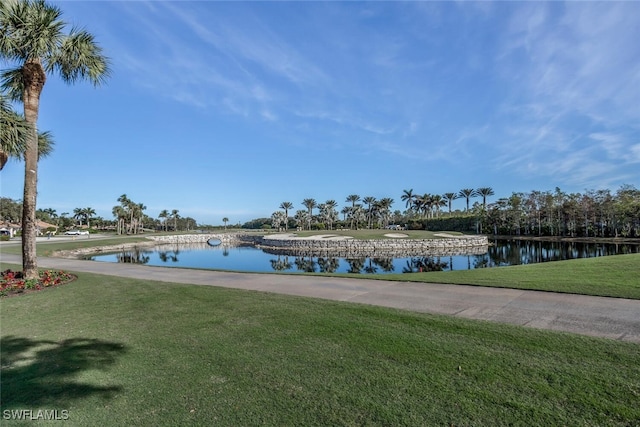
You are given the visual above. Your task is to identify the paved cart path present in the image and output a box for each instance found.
[1,252,639,343]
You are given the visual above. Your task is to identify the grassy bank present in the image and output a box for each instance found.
[353,253,640,300]
[1,272,639,426]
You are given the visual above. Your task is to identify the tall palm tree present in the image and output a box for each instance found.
[83,207,95,229]
[458,188,475,212]
[443,192,458,215]
[401,189,415,212]
[158,209,169,231]
[362,196,376,228]
[321,199,338,230]
[302,198,316,230]
[1,0,110,278]
[475,187,495,208]
[73,207,84,227]
[279,202,293,231]
[345,194,360,229]
[222,217,229,230]
[171,209,180,232]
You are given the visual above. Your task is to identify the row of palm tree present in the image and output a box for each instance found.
[72,207,96,228]
[158,209,181,232]
[401,187,495,217]
[112,194,146,235]
[1,0,110,278]
[274,188,494,231]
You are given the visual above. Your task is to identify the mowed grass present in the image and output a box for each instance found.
[1,269,639,426]
[347,253,640,300]
[293,229,461,239]
[0,236,152,257]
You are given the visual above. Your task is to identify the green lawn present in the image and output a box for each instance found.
[344,253,640,300]
[293,229,462,239]
[1,270,639,426]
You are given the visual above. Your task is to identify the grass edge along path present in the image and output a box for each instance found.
[1,271,639,426]
[329,253,640,300]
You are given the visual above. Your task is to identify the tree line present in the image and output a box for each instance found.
[257,185,639,238]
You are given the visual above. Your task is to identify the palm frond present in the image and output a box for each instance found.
[52,27,110,85]
[0,68,25,102]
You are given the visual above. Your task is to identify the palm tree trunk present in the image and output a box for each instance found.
[21,61,46,279]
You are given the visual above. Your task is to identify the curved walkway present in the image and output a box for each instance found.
[1,252,639,343]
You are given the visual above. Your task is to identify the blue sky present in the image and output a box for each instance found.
[2,0,639,225]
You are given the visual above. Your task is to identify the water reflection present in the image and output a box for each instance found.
[87,239,640,275]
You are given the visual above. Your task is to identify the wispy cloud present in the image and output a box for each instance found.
[490,1,640,188]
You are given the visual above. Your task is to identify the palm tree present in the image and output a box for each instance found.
[1,94,55,170]
[1,0,110,278]
[302,198,316,230]
[345,194,360,229]
[459,188,475,212]
[222,217,229,230]
[377,197,394,228]
[431,194,445,218]
[171,209,180,232]
[476,187,495,208]
[158,210,169,231]
[279,202,293,231]
[443,192,458,215]
[73,207,84,227]
[362,196,376,228]
[401,189,415,212]
[320,199,338,230]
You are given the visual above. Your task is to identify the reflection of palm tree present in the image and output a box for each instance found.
[403,257,448,273]
[294,256,316,272]
[373,258,395,272]
[117,249,150,264]
[270,255,293,271]
[363,258,378,274]
[317,257,339,273]
[346,258,365,274]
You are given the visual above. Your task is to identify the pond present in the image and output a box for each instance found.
[86,238,640,275]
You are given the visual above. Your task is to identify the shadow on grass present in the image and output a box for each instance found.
[0,336,127,408]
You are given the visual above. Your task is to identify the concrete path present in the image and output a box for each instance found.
[1,252,639,343]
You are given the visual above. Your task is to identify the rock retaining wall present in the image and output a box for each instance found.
[148,233,489,257]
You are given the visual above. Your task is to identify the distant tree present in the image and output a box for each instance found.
[363,196,377,228]
[222,217,229,230]
[345,194,361,229]
[171,209,179,232]
[458,188,476,212]
[319,200,338,230]
[158,210,169,231]
[475,187,495,208]
[270,211,286,231]
[442,192,458,215]
[401,189,415,212]
[279,202,293,231]
[302,198,317,230]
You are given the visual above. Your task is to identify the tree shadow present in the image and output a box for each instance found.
[1,336,127,408]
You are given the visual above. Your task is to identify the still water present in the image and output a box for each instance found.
[87,239,640,275]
